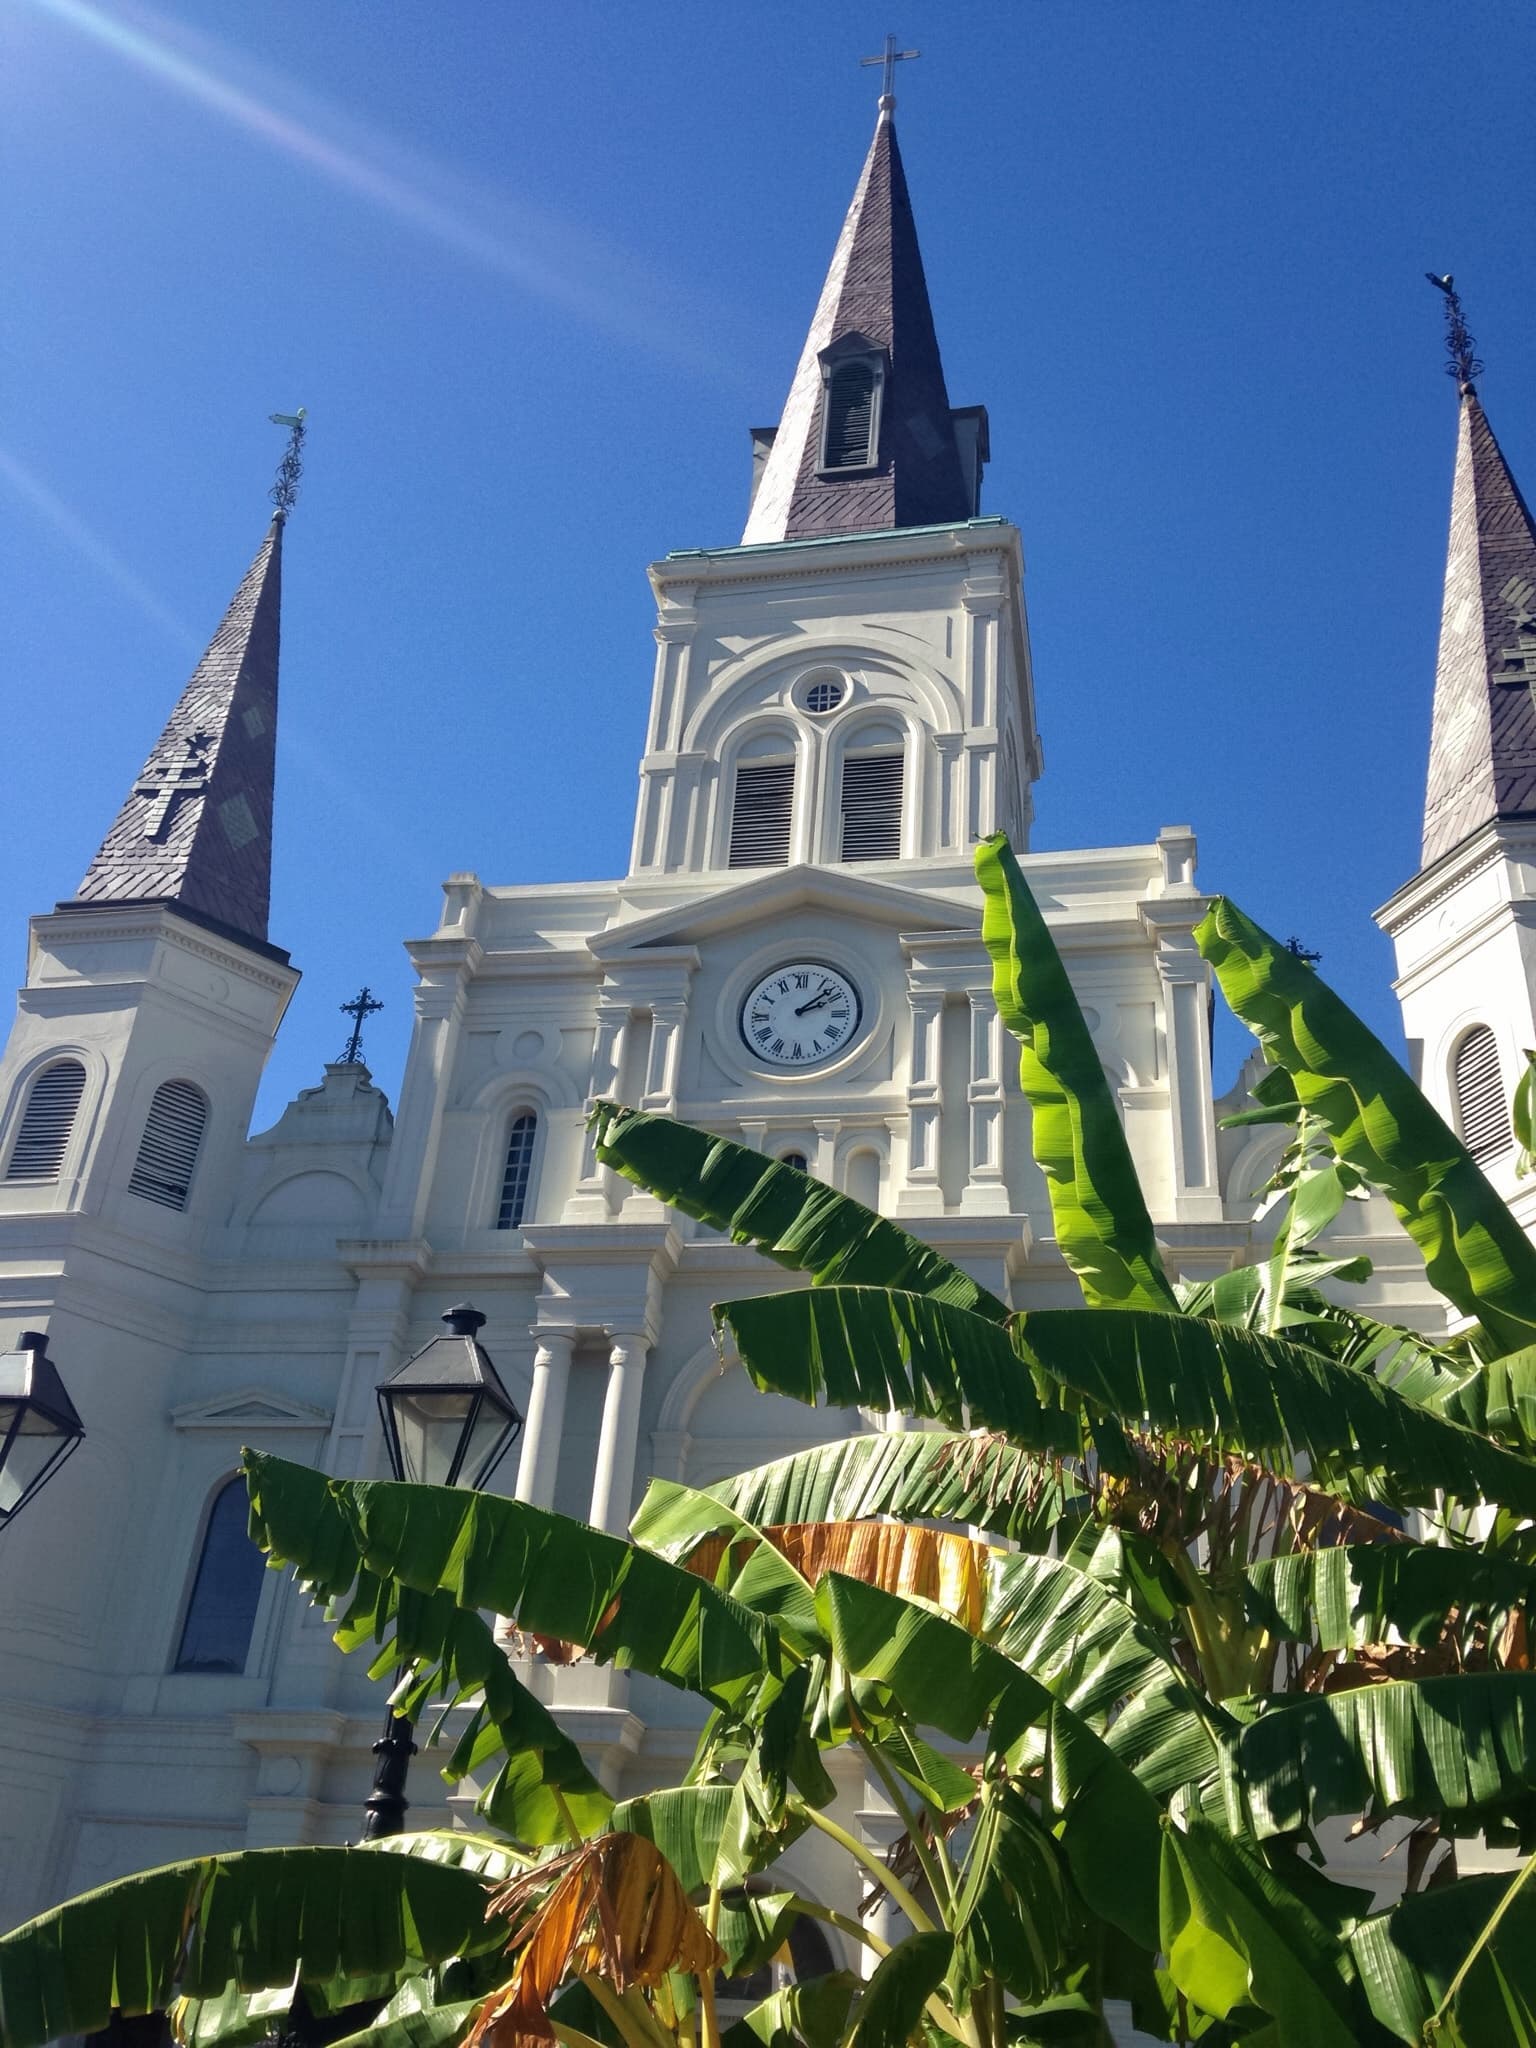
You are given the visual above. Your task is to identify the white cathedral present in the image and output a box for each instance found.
[2,91,1535,1939]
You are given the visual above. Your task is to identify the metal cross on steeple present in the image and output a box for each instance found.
[339,985,384,1066]
[860,33,919,106]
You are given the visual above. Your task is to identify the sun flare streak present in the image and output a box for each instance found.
[24,0,718,366]
[0,445,197,650]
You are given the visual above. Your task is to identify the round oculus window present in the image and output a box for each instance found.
[740,963,862,1068]
[801,676,846,715]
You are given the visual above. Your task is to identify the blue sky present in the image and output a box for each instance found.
[3,0,1533,1123]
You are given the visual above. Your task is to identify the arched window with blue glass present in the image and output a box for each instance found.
[173,1474,267,1673]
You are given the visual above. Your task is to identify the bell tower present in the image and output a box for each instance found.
[1377,283,1536,1224]
[628,92,1041,886]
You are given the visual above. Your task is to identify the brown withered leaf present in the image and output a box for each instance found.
[468,1835,723,2048]
[684,1520,995,1634]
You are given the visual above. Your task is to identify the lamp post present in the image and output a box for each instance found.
[362,1304,523,1837]
[0,1330,84,1531]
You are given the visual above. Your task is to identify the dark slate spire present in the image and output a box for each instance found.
[1420,391,1536,868]
[63,516,285,954]
[742,103,982,545]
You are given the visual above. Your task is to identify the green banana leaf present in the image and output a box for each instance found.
[1196,895,1536,1357]
[329,2001,480,2048]
[948,1778,1072,2007]
[1011,1306,1536,1517]
[697,1429,1084,1549]
[1244,1542,1536,1653]
[245,1453,781,1715]
[720,1971,861,2048]
[1232,1672,1536,1840]
[712,1287,1094,1457]
[816,1573,1164,1954]
[982,1552,1220,1796]
[843,1932,954,2048]
[714,1287,1536,1516]
[1158,1816,1360,2045]
[1351,1863,1536,2045]
[976,832,1176,1314]
[0,1844,501,2048]
[588,1101,1007,1322]
[242,1457,610,1844]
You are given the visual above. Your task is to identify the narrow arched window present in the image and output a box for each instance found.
[779,1150,809,1174]
[174,1476,266,1673]
[840,750,904,861]
[822,362,877,470]
[1454,1026,1512,1160]
[128,1080,208,1211]
[728,759,795,867]
[497,1111,538,1228]
[5,1060,86,1183]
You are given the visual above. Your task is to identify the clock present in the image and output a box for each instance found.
[740,962,863,1068]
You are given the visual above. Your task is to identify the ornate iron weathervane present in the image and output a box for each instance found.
[268,408,307,517]
[1426,275,1484,395]
[339,985,384,1066]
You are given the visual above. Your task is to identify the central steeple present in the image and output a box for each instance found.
[741,100,985,546]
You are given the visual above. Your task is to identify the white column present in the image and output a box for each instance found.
[588,1332,650,1536]
[641,1002,687,1113]
[514,1331,574,1510]
[813,1116,840,1183]
[960,983,1011,1214]
[376,980,467,1237]
[1143,836,1222,1224]
[566,1001,630,1219]
[896,990,944,1214]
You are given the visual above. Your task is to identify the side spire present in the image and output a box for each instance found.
[62,420,301,954]
[742,95,983,545]
[1420,287,1536,869]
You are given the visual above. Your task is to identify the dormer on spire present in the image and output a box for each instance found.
[1419,293,1536,870]
[742,103,985,545]
[62,514,286,955]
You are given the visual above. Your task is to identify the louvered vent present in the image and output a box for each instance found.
[840,752,904,861]
[728,760,795,867]
[823,364,876,469]
[1454,1026,1512,1160]
[128,1080,208,1211]
[5,1060,86,1183]
[497,1111,538,1229]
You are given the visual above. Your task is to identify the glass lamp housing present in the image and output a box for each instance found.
[376,1304,522,1491]
[0,1331,85,1527]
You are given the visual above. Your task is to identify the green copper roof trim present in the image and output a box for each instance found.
[666,516,1011,565]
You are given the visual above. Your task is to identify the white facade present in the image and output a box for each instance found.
[0,115,1513,1962]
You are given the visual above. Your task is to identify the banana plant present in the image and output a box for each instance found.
[10,833,1536,2046]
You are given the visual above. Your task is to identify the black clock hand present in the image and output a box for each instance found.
[795,989,836,1017]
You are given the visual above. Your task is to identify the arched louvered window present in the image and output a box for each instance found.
[728,759,795,867]
[840,751,904,861]
[822,362,877,470]
[174,1476,266,1673]
[128,1080,208,1211]
[1453,1026,1512,1160]
[497,1111,538,1229]
[5,1060,86,1183]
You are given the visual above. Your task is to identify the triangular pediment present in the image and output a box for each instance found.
[593,865,977,959]
[171,1386,333,1432]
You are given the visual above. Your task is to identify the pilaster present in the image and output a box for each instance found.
[1141,827,1221,1223]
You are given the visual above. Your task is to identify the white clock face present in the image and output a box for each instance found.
[740,962,862,1068]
